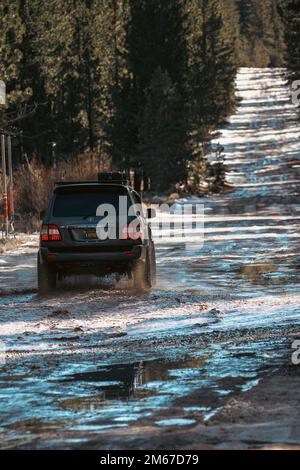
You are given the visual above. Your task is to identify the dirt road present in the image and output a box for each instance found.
[0,68,300,450]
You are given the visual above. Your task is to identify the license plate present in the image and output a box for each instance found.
[85,230,98,240]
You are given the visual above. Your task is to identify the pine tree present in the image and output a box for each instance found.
[17,0,52,163]
[236,0,285,67]
[0,0,30,130]
[128,0,187,96]
[139,68,189,190]
[280,0,300,80]
[101,0,132,168]
[78,0,130,155]
[186,0,238,153]
[269,0,286,66]
[29,0,84,157]
[220,0,241,64]
[110,0,189,187]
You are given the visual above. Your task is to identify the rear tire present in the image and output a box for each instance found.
[150,242,157,287]
[132,259,150,291]
[132,246,156,290]
[37,257,57,295]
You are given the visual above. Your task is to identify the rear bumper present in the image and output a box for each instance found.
[40,245,146,265]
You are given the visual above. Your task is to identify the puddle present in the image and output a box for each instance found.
[0,293,37,306]
[156,418,196,427]
[62,357,207,401]
[0,336,288,448]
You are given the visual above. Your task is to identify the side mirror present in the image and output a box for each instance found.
[40,210,46,221]
[147,208,156,219]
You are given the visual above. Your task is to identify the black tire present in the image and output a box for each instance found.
[37,257,57,295]
[150,242,157,287]
[132,252,151,291]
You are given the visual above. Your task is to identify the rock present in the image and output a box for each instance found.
[199,304,209,311]
[209,308,223,315]
[48,309,70,318]
[74,326,84,333]
[113,331,127,338]
[52,336,80,342]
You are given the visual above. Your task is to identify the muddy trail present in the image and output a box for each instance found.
[0,68,300,450]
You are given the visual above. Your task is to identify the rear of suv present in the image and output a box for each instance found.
[38,173,156,294]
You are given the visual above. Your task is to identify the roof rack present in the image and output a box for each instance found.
[54,173,130,188]
[98,172,129,185]
[54,181,99,187]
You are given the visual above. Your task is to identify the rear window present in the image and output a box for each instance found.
[52,187,130,218]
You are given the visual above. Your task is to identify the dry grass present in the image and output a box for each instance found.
[4,152,111,232]
[0,236,23,254]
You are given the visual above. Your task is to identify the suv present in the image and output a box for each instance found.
[38,173,156,294]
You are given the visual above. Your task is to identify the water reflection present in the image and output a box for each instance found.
[63,356,207,402]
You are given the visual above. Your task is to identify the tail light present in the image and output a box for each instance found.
[40,225,62,242]
[121,223,143,241]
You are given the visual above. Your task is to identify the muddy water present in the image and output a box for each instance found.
[0,68,300,449]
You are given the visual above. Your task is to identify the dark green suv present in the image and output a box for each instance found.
[38,173,156,294]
